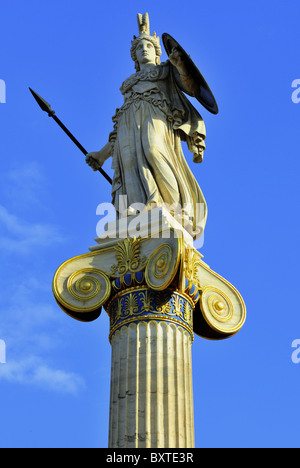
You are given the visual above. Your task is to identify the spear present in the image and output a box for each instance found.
[29,88,113,185]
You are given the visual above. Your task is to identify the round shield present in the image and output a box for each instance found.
[162,33,219,115]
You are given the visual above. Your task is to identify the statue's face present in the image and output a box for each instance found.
[135,39,157,66]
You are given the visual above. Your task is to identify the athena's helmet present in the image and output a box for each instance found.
[130,13,162,70]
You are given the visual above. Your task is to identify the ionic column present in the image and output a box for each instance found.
[52,210,246,449]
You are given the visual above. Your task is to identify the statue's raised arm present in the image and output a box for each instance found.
[162,33,218,114]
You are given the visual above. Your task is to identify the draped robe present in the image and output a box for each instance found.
[109,61,207,238]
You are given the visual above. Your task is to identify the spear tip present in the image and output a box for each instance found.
[29,87,55,116]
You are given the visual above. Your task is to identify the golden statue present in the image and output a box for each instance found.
[86,13,218,239]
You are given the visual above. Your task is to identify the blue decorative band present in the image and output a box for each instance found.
[107,286,194,341]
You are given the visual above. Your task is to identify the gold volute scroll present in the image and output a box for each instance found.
[192,264,246,340]
[145,242,180,290]
[53,265,111,322]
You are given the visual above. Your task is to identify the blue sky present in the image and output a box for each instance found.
[0,0,300,448]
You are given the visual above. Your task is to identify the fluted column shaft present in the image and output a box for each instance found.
[107,288,195,448]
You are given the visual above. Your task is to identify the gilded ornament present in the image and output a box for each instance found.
[182,299,192,324]
[124,292,139,316]
[68,271,101,302]
[198,286,245,335]
[207,293,233,322]
[109,296,124,329]
[173,294,184,318]
[184,248,202,290]
[139,290,155,313]
[53,267,111,314]
[214,300,225,312]
[111,238,146,276]
[156,290,173,314]
[80,280,93,292]
[145,243,179,290]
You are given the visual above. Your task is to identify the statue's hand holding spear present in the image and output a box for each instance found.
[85,142,113,172]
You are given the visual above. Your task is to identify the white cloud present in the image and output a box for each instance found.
[0,161,65,255]
[0,356,85,395]
[0,204,64,255]
[0,162,83,396]
[1,161,46,208]
[0,277,87,396]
